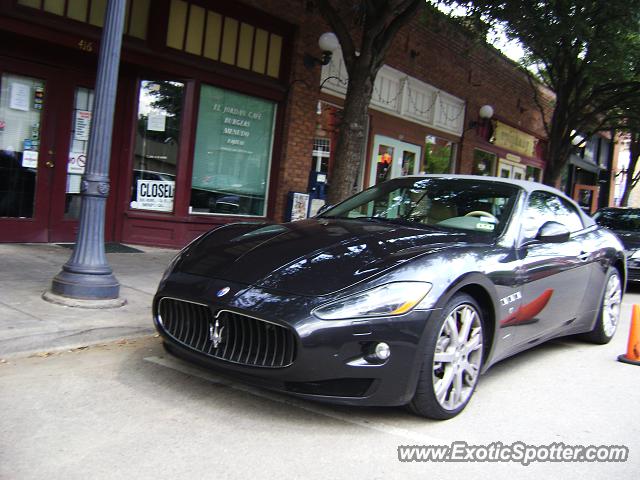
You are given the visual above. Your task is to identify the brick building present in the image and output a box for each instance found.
[0,0,609,247]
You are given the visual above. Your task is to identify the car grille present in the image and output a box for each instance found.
[157,297,296,368]
[627,267,640,282]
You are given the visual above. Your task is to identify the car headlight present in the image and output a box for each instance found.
[312,282,432,320]
[630,249,640,260]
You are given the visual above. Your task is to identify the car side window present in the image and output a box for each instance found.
[521,191,584,240]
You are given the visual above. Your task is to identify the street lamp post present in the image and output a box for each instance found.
[49,0,126,301]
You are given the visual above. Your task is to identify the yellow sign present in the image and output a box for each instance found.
[492,121,536,157]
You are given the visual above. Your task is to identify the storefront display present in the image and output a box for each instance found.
[190,85,275,216]
[423,135,456,174]
[129,80,184,214]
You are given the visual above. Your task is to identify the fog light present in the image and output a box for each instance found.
[374,342,391,361]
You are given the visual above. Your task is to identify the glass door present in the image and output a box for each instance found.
[369,135,421,187]
[47,83,97,242]
[0,70,55,241]
[0,63,98,243]
[497,159,526,180]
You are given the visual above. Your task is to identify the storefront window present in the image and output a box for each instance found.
[190,84,275,216]
[422,136,455,174]
[526,166,542,183]
[130,80,184,213]
[473,149,496,176]
[598,138,610,168]
[583,137,598,164]
[312,138,330,173]
[401,151,416,176]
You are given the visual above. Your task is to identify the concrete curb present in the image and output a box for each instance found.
[0,331,158,360]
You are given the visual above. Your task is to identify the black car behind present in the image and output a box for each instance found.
[594,207,640,282]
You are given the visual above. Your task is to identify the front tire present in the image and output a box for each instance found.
[409,293,484,420]
[582,269,622,344]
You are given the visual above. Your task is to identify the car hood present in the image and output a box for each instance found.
[177,218,481,296]
[609,229,640,251]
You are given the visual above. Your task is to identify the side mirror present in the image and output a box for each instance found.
[536,221,570,244]
[316,203,332,216]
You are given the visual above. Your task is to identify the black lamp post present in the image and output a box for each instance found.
[50,0,126,301]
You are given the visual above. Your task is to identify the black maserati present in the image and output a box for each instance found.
[153,175,625,419]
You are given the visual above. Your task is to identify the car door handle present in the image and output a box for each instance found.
[578,252,590,262]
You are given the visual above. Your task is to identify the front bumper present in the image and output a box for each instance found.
[153,273,438,407]
[626,257,640,282]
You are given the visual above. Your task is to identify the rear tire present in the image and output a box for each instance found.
[581,269,622,344]
[408,293,484,420]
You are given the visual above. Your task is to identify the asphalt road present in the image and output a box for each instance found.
[1,289,640,480]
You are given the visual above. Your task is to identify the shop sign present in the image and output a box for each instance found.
[132,180,175,212]
[492,121,536,157]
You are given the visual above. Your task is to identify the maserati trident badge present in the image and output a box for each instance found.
[216,286,231,298]
[209,319,225,348]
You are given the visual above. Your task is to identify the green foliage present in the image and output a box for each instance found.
[424,142,452,174]
[449,0,640,184]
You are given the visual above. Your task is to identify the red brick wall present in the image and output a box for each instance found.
[240,0,333,219]
[240,1,553,220]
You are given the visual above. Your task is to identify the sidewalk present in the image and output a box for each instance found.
[0,243,177,359]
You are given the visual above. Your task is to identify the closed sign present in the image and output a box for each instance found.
[132,180,175,212]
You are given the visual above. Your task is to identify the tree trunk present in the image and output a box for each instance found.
[542,84,573,188]
[620,133,640,207]
[542,133,572,188]
[326,65,376,205]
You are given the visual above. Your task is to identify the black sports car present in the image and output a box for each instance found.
[593,207,640,283]
[153,175,625,419]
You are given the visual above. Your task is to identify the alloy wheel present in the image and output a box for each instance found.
[432,303,483,411]
[602,273,622,338]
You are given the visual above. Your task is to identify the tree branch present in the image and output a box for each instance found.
[315,0,357,72]
[526,73,551,137]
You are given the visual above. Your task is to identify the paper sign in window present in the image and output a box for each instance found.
[22,150,38,168]
[74,110,92,141]
[147,113,166,132]
[9,83,30,111]
[132,179,175,212]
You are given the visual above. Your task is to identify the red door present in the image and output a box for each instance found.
[0,60,112,242]
[0,62,57,241]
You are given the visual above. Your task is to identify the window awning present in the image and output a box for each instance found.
[569,154,602,173]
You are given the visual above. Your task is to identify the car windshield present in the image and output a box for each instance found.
[321,177,521,235]
[594,209,640,231]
